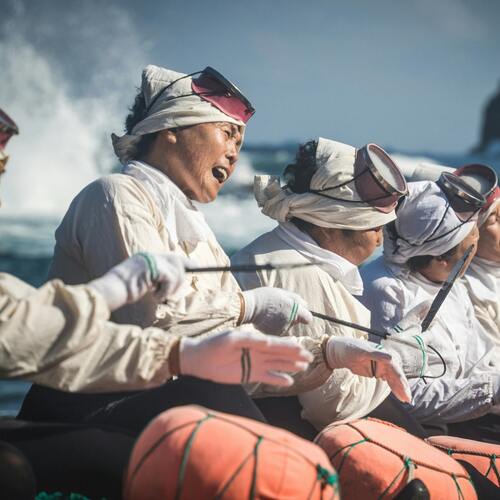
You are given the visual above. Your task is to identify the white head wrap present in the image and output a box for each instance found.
[112,65,245,164]
[253,137,396,230]
[384,181,476,264]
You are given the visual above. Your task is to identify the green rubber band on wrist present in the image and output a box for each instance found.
[413,334,426,378]
[288,301,299,323]
[137,252,159,282]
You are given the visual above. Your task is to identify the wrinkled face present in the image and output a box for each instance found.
[315,225,384,265]
[476,203,500,262]
[343,226,384,265]
[162,122,243,203]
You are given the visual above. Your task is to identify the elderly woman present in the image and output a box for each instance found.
[232,138,424,436]
[458,165,500,356]
[0,108,313,498]
[360,178,500,443]
[18,65,318,431]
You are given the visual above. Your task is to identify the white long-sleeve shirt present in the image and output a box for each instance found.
[360,256,499,425]
[0,273,178,392]
[232,223,391,430]
[462,257,500,365]
[48,161,241,335]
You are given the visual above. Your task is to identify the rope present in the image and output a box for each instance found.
[327,438,367,473]
[451,474,465,500]
[377,456,414,499]
[175,414,213,500]
[485,454,500,485]
[248,436,263,500]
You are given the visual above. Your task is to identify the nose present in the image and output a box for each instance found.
[226,140,239,165]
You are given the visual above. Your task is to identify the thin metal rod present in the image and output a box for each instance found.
[185,261,321,274]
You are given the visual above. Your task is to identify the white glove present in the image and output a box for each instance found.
[240,287,313,335]
[324,336,412,403]
[179,329,314,386]
[89,252,187,311]
[382,300,433,378]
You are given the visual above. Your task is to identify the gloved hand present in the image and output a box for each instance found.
[179,329,314,386]
[89,252,187,311]
[240,287,313,335]
[382,300,433,378]
[324,336,412,403]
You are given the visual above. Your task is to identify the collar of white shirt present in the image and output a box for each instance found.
[274,221,364,295]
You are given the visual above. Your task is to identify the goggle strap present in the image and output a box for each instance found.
[146,70,202,113]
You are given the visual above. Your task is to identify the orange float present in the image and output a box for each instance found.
[427,435,500,487]
[315,417,477,499]
[125,405,339,499]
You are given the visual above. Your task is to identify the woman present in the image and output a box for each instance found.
[0,108,313,498]
[360,177,500,443]
[18,64,322,433]
[232,138,423,436]
[458,164,500,357]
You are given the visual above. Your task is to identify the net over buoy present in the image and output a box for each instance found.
[125,405,340,500]
[315,417,477,499]
[427,435,500,487]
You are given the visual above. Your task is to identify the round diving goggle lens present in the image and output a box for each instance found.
[454,163,499,211]
[354,144,408,213]
[192,66,255,123]
[437,172,486,221]
[308,143,407,213]
[145,67,255,124]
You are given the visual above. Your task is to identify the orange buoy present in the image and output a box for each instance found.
[125,405,339,500]
[315,417,477,499]
[427,435,500,487]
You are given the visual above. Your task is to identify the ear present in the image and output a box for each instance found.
[160,128,178,145]
[434,254,452,271]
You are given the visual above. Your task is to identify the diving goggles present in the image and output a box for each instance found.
[454,163,499,211]
[309,143,408,213]
[0,108,19,150]
[146,66,255,123]
[437,172,486,222]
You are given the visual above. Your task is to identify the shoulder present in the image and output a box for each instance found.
[360,257,402,298]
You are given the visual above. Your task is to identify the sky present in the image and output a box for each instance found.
[1,0,500,154]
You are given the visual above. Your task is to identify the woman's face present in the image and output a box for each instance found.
[159,122,243,203]
[476,202,500,263]
[311,225,384,265]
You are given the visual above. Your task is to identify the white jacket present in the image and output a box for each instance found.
[360,256,498,424]
[232,223,390,430]
[0,273,178,392]
[48,161,241,335]
[462,257,500,362]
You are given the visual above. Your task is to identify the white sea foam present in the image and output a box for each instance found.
[0,1,146,218]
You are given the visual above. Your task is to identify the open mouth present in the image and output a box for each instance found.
[212,166,229,184]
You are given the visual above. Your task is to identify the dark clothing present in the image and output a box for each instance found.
[447,413,500,445]
[367,395,428,439]
[254,395,318,441]
[19,376,266,434]
[0,421,133,499]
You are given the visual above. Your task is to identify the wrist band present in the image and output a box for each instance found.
[137,252,159,282]
[413,335,426,377]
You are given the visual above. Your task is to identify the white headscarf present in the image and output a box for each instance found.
[384,181,476,264]
[253,137,396,230]
[112,65,245,164]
